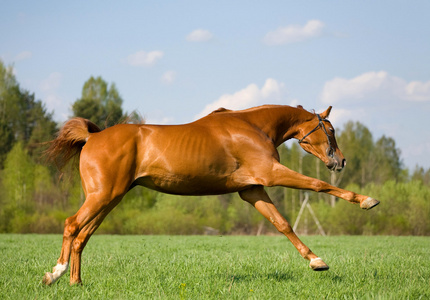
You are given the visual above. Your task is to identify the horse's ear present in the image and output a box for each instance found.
[320,106,332,119]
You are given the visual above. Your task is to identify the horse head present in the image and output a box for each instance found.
[298,106,346,172]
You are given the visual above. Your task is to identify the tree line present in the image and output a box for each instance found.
[0,60,428,235]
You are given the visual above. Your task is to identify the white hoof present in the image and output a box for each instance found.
[309,257,329,271]
[360,197,380,210]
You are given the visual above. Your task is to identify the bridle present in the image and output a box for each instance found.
[298,114,335,158]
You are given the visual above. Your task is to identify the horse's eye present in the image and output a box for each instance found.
[329,128,335,134]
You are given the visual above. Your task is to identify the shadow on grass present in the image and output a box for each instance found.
[221,270,344,284]
[222,271,296,283]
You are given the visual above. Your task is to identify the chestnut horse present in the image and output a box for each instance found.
[43,105,379,285]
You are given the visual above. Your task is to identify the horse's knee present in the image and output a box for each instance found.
[310,180,325,193]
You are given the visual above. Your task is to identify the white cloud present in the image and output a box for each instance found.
[405,80,430,101]
[125,50,164,66]
[45,94,63,112]
[195,78,284,119]
[15,51,32,61]
[40,72,62,92]
[326,107,361,125]
[161,70,176,84]
[263,20,325,46]
[186,29,213,42]
[321,71,430,104]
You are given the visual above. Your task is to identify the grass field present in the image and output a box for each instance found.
[0,234,428,299]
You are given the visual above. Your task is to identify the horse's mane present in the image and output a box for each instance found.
[210,107,232,114]
[296,105,316,115]
[209,104,315,116]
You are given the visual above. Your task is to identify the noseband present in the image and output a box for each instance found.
[298,114,335,158]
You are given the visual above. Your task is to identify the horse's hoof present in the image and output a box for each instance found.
[309,257,329,271]
[70,280,83,286]
[42,272,54,286]
[360,197,380,210]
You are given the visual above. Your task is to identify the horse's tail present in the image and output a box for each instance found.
[45,118,101,170]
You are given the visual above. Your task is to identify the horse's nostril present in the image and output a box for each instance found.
[342,159,346,168]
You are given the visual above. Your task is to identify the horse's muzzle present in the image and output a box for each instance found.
[326,157,346,172]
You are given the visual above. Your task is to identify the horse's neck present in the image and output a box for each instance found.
[242,106,312,147]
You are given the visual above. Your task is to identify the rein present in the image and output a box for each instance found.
[298,114,335,158]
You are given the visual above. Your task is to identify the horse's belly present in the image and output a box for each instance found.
[134,173,244,196]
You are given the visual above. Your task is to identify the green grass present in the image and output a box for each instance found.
[0,235,429,299]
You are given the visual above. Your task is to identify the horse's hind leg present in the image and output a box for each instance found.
[239,186,329,271]
[42,193,122,285]
[42,212,81,285]
[69,197,122,285]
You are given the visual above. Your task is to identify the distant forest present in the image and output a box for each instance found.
[1,60,429,235]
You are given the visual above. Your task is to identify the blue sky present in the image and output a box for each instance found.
[1,1,430,169]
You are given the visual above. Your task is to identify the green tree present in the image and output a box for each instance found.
[412,166,430,186]
[0,60,57,166]
[373,135,403,184]
[336,121,404,188]
[0,142,35,232]
[72,76,124,127]
[337,121,374,188]
[0,61,20,166]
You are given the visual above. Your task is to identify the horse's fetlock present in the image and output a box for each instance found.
[72,238,85,253]
[297,246,312,259]
[64,218,79,237]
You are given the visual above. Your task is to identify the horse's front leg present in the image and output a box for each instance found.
[267,163,379,210]
[239,186,329,271]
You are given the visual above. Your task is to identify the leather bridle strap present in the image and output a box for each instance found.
[298,114,335,158]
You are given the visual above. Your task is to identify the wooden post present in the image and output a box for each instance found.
[293,193,326,236]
